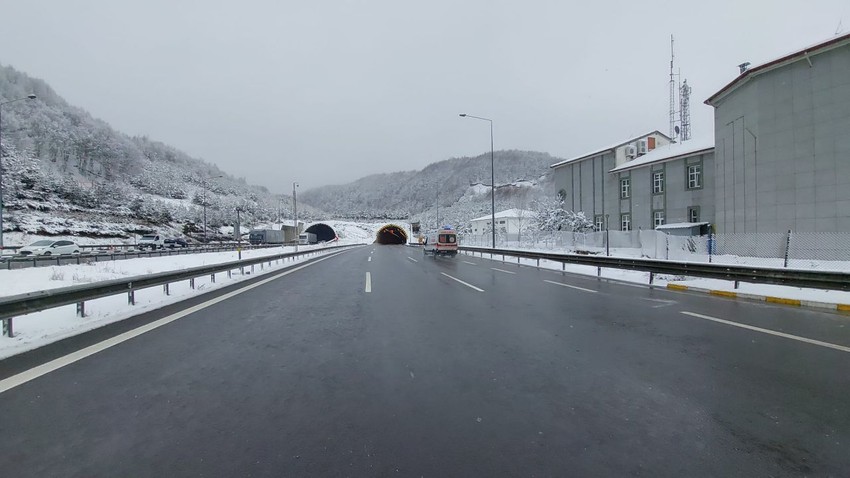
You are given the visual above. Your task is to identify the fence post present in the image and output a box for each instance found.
[784,229,792,268]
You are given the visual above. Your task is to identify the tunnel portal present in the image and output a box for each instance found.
[375,224,408,245]
[305,223,337,242]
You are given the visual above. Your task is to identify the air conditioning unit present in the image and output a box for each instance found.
[625,145,637,158]
[637,139,648,155]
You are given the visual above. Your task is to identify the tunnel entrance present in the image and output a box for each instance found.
[375,224,408,245]
[305,223,337,242]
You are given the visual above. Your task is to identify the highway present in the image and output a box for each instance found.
[1,244,849,476]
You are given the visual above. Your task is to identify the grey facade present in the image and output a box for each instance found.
[613,150,715,231]
[706,34,850,233]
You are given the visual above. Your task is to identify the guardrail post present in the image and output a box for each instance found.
[597,266,601,277]
[649,272,654,285]
[2,318,12,337]
[562,262,566,272]
[537,258,540,267]
[189,278,195,289]
[228,270,232,278]
[734,280,740,289]
[211,273,216,283]
[251,265,255,273]
[784,229,792,268]
[163,283,170,296]
[128,290,135,305]
[76,301,85,317]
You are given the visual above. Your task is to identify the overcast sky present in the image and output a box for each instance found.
[2,0,848,192]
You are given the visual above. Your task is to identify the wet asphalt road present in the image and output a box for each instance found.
[1,244,849,477]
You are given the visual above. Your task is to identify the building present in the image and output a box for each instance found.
[551,33,850,235]
[471,209,535,236]
[609,137,715,232]
[550,131,673,231]
[705,32,850,233]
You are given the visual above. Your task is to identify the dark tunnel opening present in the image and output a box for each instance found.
[305,223,337,242]
[375,224,408,245]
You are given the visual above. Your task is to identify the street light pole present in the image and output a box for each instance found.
[459,113,496,248]
[201,174,223,243]
[293,182,299,252]
[0,94,37,249]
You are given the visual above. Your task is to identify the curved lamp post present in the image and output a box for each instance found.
[459,113,495,248]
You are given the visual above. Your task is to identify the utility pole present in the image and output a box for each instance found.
[293,182,299,252]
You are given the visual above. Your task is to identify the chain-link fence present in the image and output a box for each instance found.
[459,229,850,271]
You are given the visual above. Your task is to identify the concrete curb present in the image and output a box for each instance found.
[666,283,850,312]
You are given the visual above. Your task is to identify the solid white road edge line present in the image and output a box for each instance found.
[543,280,598,293]
[407,257,418,263]
[440,272,484,292]
[365,272,372,293]
[491,267,516,275]
[0,250,349,395]
[681,311,850,353]
[462,261,477,265]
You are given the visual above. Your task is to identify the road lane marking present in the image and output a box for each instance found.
[680,311,850,353]
[0,250,352,395]
[462,261,477,265]
[407,257,418,263]
[491,267,516,275]
[365,272,372,293]
[440,273,484,292]
[368,256,372,262]
[544,280,598,293]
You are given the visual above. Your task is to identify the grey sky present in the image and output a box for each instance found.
[2,0,848,192]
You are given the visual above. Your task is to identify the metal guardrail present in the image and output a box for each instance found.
[0,243,278,270]
[459,246,850,292]
[0,244,358,337]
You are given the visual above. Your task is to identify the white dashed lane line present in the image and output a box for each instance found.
[441,273,484,292]
[681,311,850,353]
[462,261,477,265]
[490,268,516,275]
[365,272,372,293]
[543,280,598,293]
[407,257,418,263]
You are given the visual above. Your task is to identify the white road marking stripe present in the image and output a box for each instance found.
[441,273,484,292]
[681,311,850,353]
[491,267,516,274]
[462,261,477,265]
[543,280,598,293]
[365,272,372,293]
[368,256,372,262]
[0,251,349,395]
[407,257,418,263]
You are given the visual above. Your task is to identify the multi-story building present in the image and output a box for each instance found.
[551,32,850,234]
[550,131,673,230]
[705,32,850,233]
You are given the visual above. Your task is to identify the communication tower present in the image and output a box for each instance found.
[679,79,692,141]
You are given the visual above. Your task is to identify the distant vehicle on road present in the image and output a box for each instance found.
[249,229,285,245]
[18,240,80,256]
[137,234,164,250]
[164,237,188,248]
[299,232,317,245]
[423,227,458,257]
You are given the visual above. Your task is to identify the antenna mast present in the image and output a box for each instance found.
[669,35,676,139]
[680,79,692,141]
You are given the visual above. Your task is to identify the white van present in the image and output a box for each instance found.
[423,227,458,257]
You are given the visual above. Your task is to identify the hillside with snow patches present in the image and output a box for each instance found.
[1,64,563,246]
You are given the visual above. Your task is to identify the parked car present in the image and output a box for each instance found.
[137,234,165,250]
[18,240,80,256]
[164,237,188,248]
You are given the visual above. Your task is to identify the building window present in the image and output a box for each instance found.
[687,164,702,189]
[652,171,664,194]
[688,206,700,223]
[620,178,631,199]
[653,210,665,228]
[499,220,506,224]
[594,215,604,231]
[621,213,631,231]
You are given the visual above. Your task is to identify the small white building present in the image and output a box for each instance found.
[470,209,535,236]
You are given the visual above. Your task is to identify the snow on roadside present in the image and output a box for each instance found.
[0,243,362,360]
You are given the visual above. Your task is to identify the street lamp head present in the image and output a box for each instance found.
[27,94,36,100]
